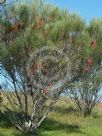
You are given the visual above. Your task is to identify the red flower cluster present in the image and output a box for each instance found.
[41,83,53,95]
[32,16,45,30]
[87,57,93,65]
[12,23,24,33]
[29,62,42,75]
[42,89,48,95]
[83,39,96,72]
[83,57,94,72]
[91,39,96,49]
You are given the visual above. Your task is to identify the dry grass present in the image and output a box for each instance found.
[0,97,102,136]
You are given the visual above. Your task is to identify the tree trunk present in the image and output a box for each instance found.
[84,107,92,117]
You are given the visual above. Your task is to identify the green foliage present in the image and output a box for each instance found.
[1,19,12,33]
[0,1,92,76]
[0,1,102,134]
[88,18,102,64]
[18,5,30,25]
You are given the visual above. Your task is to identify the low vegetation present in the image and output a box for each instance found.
[0,97,102,136]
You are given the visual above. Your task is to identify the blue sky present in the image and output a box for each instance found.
[48,0,102,23]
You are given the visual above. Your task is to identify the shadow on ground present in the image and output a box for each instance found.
[0,111,34,136]
[38,118,84,135]
[0,110,84,136]
[0,111,11,128]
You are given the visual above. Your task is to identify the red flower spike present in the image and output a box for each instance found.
[87,57,93,65]
[91,39,96,49]
[42,89,48,95]
[36,62,42,72]
[83,65,91,72]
